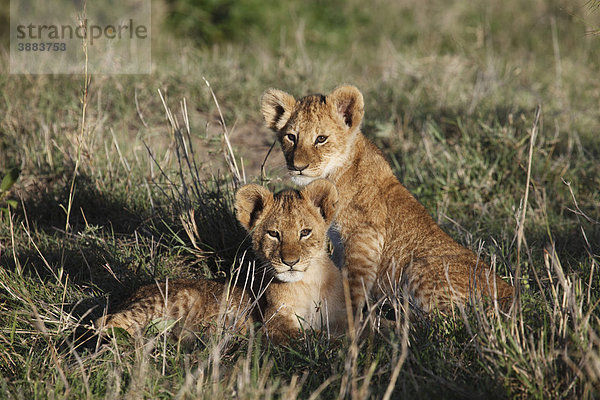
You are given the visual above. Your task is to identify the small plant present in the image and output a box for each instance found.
[0,167,19,216]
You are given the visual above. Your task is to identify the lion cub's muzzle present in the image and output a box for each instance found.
[273,257,308,283]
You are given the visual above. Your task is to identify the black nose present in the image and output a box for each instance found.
[281,257,299,267]
[291,164,308,172]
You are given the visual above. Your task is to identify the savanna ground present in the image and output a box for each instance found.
[1,0,600,398]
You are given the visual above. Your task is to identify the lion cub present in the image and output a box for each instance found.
[261,85,514,312]
[95,180,346,344]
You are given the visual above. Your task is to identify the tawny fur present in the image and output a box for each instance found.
[95,180,347,344]
[261,85,514,312]
[95,279,255,340]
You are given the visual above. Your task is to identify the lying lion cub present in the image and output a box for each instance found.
[261,85,514,312]
[95,180,346,344]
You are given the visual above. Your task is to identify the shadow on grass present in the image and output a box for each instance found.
[0,167,253,331]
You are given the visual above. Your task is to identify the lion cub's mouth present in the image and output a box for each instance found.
[290,169,315,176]
[285,163,320,177]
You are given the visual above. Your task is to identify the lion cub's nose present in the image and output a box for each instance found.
[291,163,308,172]
[281,257,300,267]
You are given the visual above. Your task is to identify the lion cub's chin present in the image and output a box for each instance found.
[290,173,320,186]
[275,270,304,283]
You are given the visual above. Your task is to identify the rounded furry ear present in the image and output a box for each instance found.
[301,179,339,224]
[261,89,297,131]
[327,85,364,131]
[235,184,273,231]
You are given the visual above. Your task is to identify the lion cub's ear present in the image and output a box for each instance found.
[235,184,273,231]
[302,179,339,225]
[261,89,297,131]
[327,85,364,132]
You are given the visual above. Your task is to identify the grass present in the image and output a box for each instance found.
[1,0,599,398]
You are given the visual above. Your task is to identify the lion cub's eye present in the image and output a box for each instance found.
[314,135,327,145]
[286,134,297,144]
[300,229,312,238]
[266,230,280,240]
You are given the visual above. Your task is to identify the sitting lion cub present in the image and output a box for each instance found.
[95,180,347,344]
[261,85,514,312]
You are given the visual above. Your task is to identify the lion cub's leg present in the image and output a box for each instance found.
[344,228,384,310]
[402,255,514,312]
[262,305,302,345]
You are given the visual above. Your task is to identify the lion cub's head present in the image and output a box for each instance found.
[235,180,338,283]
[261,85,364,185]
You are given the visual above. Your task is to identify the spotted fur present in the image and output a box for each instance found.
[95,180,346,344]
[261,85,514,312]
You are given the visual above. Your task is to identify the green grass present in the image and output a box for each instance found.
[1,0,600,398]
